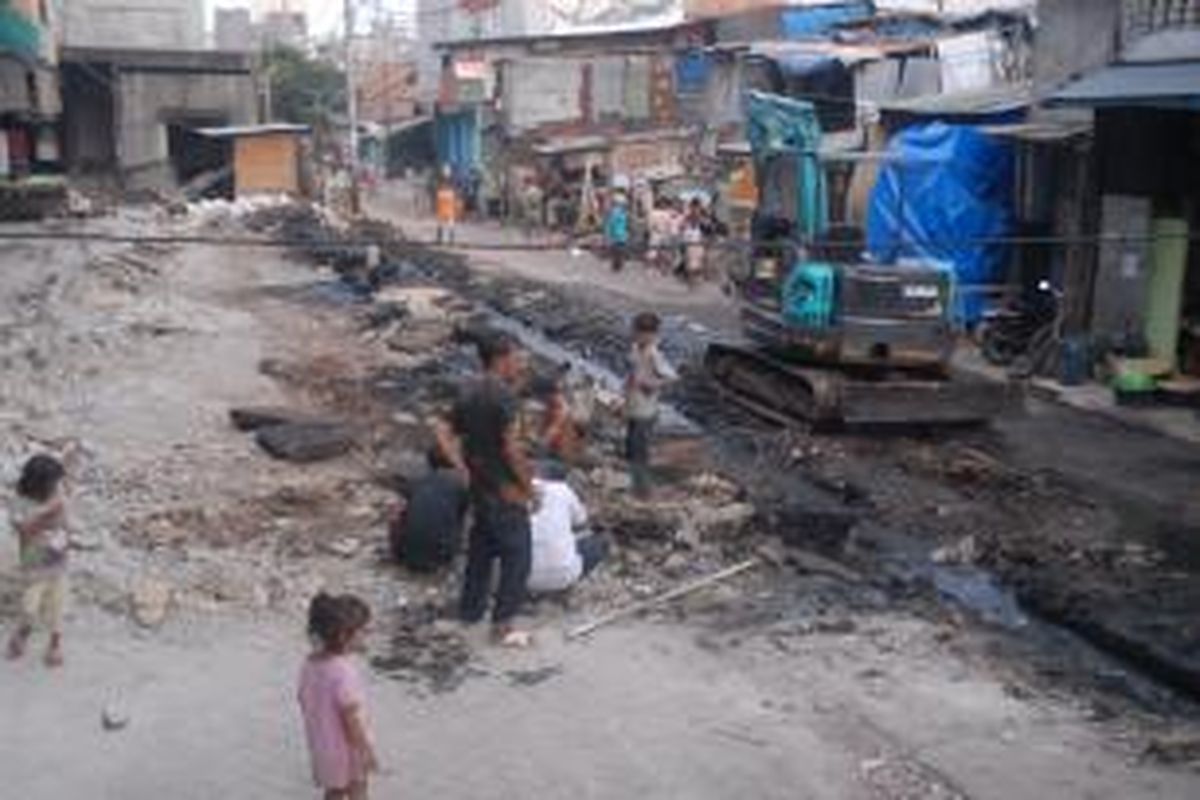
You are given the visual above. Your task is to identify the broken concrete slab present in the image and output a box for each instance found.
[69,530,105,552]
[229,406,324,432]
[687,502,757,541]
[101,703,131,732]
[788,549,865,584]
[131,578,173,628]
[321,537,362,559]
[1142,733,1200,766]
[255,422,355,463]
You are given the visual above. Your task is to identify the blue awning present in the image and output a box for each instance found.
[779,1,873,39]
[1049,61,1200,110]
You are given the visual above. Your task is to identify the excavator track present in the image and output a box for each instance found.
[705,344,838,427]
[705,343,1006,428]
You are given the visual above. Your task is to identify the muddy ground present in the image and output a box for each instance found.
[0,197,1198,798]
[249,197,1200,706]
[332,202,1200,706]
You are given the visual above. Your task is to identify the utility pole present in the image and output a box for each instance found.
[344,0,360,212]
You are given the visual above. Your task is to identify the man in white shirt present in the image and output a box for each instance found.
[527,472,609,594]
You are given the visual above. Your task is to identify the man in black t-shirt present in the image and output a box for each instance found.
[435,333,535,646]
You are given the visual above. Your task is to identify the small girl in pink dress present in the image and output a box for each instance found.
[299,593,379,800]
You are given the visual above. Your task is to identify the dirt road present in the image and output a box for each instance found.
[0,200,1197,798]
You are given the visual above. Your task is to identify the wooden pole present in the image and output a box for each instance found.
[566,559,759,641]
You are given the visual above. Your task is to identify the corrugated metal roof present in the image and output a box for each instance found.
[197,124,311,138]
[978,120,1092,142]
[737,39,931,64]
[532,135,610,156]
[1049,61,1200,109]
[878,83,1032,115]
[533,127,697,156]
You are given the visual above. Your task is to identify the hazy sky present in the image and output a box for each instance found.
[208,0,414,37]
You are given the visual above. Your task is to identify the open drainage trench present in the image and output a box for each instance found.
[268,214,1197,712]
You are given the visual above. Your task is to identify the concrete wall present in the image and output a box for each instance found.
[116,69,256,187]
[1035,0,1121,90]
[63,0,205,50]
[416,0,488,103]
[514,0,684,36]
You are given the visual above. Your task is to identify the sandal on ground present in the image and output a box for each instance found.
[493,628,534,649]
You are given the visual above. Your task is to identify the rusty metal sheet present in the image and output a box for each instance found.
[623,55,651,120]
[505,59,584,131]
[592,57,625,119]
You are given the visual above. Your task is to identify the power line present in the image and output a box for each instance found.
[7,228,1199,251]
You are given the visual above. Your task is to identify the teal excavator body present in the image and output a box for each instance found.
[706,91,1003,426]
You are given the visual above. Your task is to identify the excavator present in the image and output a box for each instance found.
[705,91,1005,427]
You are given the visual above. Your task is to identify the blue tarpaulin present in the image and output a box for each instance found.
[435,109,479,178]
[675,50,711,94]
[780,1,873,39]
[867,123,1015,325]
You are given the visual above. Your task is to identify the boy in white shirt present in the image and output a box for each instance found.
[527,468,608,594]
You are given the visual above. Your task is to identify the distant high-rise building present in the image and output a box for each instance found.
[256,0,302,14]
[63,0,206,50]
[259,9,308,50]
[353,23,418,124]
[215,7,254,52]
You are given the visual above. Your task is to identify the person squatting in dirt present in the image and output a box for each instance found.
[7,454,71,668]
[435,332,538,648]
[299,593,380,800]
[625,313,679,500]
[527,460,609,596]
[389,449,469,574]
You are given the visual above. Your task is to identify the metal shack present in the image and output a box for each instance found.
[197,124,311,198]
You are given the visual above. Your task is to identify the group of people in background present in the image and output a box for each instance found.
[429,165,723,287]
[609,191,721,286]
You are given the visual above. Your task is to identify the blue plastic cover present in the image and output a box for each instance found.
[780,2,872,39]
[435,109,478,177]
[867,123,1015,325]
[675,50,711,94]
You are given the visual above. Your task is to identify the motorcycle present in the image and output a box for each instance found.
[980,281,1064,376]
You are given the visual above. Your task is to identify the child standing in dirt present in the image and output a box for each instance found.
[625,313,678,499]
[7,454,70,668]
[299,593,380,800]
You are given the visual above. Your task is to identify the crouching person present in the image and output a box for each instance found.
[527,464,608,595]
[389,449,469,574]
